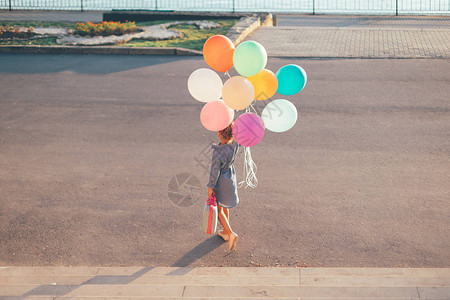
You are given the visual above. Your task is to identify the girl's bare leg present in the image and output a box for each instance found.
[218,206,238,251]
[218,207,232,236]
[217,207,230,241]
[218,206,229,222]
[223,207,229,221]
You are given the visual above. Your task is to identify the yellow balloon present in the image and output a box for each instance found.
[222,76,255,111]
[248,69,278,100]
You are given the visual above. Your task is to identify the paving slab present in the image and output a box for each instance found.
[57,298,179,300]
[247,26,450,58]
[244,14,450,58]
[182,285,300,298]
[0,275,92,285]
[300,268,450,277]
[0,285,38,296]
[67,285,185,297]
[187,275,299,286]
[276,14,450,29]
[95,266,157,275]
[196,267,299,276]
[301,276,450,287]
[298,286,420,298]
[417,287,450,299]
[298,299,420,300]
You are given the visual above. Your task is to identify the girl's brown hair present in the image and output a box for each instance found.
[219,122,234,142]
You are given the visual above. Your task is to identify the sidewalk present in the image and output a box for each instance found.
[276,14,450,28]
[1,267,449,299]
[248,15,450,58]
[0,11,103,22]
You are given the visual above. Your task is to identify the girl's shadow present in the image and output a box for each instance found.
[170,235,225,268]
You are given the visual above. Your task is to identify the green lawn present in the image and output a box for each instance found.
[0,37,58,46]
[0,19,239,49]
[124,19,238,50]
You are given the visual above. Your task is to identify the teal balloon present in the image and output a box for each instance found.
[261,99,298,133]
[276,64,307,95]
[233,41,267,77]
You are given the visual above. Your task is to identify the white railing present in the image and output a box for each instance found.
[1,0,449,15]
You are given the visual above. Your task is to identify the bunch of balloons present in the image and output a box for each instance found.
[188,34,307,148]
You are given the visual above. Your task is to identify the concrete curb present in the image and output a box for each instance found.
[226,13,273,46]
[0,13,272,56]
[0,45,202,55]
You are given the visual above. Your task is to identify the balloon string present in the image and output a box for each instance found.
[248,100,258,115]
[224,71,231,78]
[238,146,258,189]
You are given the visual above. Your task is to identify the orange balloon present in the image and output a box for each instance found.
[247,69,278,100]
[203,35,235,73]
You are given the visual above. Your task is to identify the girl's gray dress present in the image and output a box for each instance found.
[207,141,240,209]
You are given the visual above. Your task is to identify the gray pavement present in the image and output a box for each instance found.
[1,267,449,299]
[0,10,103,22]
[0,54,449,268]
[249,15,450,58]
[276,14,450,28]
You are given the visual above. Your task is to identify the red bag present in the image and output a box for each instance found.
[203,194,218,234]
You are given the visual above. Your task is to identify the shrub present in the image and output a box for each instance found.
[75,21,137,37]
[0,25,35,39]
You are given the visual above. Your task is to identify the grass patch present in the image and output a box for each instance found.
[0,18,239,49]
[124,19,238,50]
[136,20,182,26]
[0,37,58,45]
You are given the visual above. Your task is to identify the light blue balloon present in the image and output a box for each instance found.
[261,99,298,133]
[276,64,307,96]
[233,41,267,77]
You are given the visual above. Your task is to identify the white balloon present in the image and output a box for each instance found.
[262,99,298,133]
[188,68,222,103]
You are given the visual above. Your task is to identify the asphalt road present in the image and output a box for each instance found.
[0,54,449,267]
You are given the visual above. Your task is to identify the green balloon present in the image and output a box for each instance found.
[233,41,267,77]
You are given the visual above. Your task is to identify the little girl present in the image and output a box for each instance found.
[207,122,240,251]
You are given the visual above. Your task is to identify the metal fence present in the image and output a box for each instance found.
[1,0,449,14]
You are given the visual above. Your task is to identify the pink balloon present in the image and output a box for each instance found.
[232,113,265,147]
[200,100,234,132]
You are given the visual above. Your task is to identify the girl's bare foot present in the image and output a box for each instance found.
[218,230,229,241]
[228,232,238,252]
